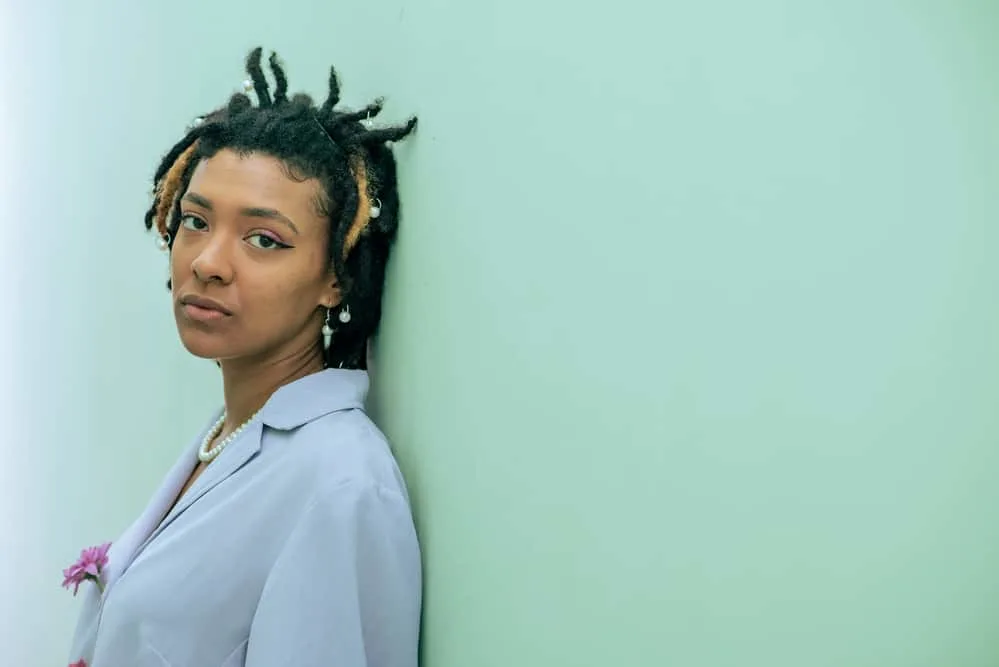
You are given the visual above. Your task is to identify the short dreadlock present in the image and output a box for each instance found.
[144,47,417,370]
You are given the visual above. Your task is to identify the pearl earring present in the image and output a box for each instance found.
[322,308,335,351]
[369,199,382,219]
[157,233,171,251]
[339,305,352,324]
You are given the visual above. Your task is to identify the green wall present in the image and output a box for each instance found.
[374,2,999,665]
[3,0,996,664]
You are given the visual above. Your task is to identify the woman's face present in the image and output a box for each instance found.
[170,149,339,366]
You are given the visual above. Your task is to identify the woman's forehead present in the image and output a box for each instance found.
[187,149,324,221]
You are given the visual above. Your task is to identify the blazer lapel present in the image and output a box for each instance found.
[103,432,203,590]
[69,435,200,665]
[134,419,264,556]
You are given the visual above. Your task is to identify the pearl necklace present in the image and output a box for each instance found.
[198,412,259,463]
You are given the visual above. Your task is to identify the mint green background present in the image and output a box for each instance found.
[1,1,997,665]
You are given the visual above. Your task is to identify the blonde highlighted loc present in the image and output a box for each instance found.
[344,155,374,258]
[153,141,199,239]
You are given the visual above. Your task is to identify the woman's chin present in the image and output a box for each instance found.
[177,329,236,361]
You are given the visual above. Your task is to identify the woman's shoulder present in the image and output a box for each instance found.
[262,408,409,501]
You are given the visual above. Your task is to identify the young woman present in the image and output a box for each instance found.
[66,47,420,666]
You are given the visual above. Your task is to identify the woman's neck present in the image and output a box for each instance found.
[217,349,324,432]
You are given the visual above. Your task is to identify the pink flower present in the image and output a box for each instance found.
[69,660,87,667]
[62,542,111,596]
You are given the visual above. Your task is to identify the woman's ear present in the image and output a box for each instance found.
[321,279,341,309]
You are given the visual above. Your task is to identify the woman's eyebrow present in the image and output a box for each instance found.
[182,192,300,235]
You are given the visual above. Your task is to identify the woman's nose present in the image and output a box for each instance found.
[191,237,234,284]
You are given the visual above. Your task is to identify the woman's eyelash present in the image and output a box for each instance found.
[249,233,292,250]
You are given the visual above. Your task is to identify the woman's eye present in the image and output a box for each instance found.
[247,234,289,250]
[180,215,207,231]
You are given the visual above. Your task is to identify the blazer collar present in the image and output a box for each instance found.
[259,368,369,430]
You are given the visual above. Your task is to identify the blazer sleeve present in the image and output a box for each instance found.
[244,479,422,667]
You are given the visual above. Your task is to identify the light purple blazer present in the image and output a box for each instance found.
[68,369,421,666]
